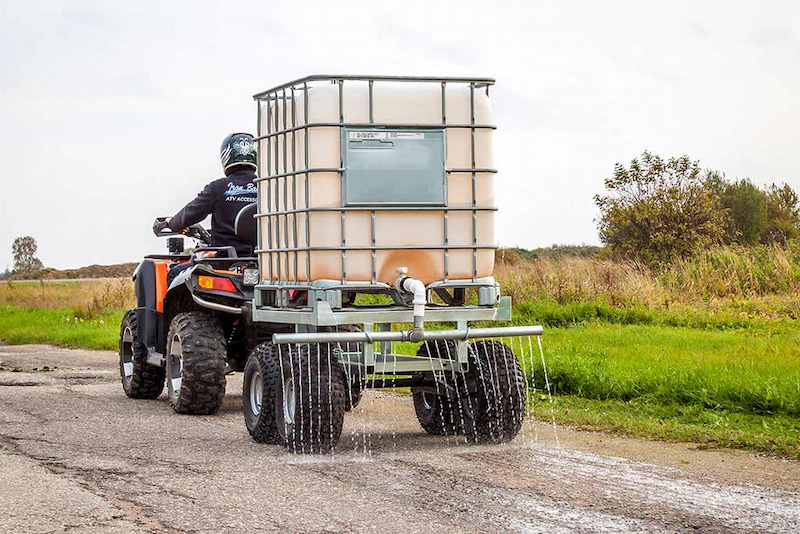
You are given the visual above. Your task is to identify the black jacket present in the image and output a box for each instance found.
[170,168,257,257]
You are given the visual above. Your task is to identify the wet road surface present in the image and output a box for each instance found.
[1,344,798,533]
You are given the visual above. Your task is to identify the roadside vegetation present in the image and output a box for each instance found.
[0,305,123,351]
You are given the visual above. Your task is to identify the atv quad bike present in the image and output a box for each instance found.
[119,215,267,414]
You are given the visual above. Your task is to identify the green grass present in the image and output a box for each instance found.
[531,324,800,417]
[0,305,123,351]
[510,298,799,332]
[532,395,800,457]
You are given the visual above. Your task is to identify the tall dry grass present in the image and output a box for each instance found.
[1,244,799,318]
[0,279,135,319]
[495,244,800,311]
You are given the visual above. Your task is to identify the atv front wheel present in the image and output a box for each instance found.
[166,312,227,415]
[119,310,165,399]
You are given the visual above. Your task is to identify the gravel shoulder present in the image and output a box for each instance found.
[1,344,798,533]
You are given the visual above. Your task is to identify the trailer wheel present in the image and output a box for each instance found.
[331,327,363,411]
[166,312,227,415]
[413,340,464,436]
[344,377,364,412]
[463,340,526,444]
[277,343,346,453]
[243,343,282,443]
[119,310,165,399]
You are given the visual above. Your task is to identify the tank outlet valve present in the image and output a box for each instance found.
[394,271,427,340]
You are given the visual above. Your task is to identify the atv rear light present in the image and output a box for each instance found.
[197,275,237,292]
[242,268,259,286]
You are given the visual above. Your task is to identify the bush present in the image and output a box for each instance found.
[595,152,727,265]
[715,178,768,245]
[596,152,800,263]
[763,184,800,244]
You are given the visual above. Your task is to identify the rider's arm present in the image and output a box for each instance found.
[169,181,217,231]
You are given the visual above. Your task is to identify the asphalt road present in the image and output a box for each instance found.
[1,344,798,533]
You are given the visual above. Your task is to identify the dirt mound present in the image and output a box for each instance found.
[8,263,137,280]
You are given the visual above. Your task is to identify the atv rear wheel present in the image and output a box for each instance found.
[413,340,464,436]
[462,340,526,444]
[276,343,346,453]
[119,310,165,399]
[243,343,282,443]
[166,312,227,415]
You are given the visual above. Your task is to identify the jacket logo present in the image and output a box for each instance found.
[224,182,256,196]
[224,182,257,202]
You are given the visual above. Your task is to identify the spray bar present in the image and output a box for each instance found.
[272,325,543,345]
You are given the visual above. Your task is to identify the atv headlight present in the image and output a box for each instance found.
[242,268,259,286]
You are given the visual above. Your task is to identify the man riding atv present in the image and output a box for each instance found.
[119,133,264,415]
[155,133,259,284]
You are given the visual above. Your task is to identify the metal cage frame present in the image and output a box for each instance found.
[252,74,498,291]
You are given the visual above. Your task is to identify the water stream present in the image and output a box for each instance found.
[275,333,559,456]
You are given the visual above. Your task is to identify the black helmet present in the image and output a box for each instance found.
[220,133,257,173]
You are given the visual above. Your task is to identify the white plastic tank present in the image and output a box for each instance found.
[256,77,495,286]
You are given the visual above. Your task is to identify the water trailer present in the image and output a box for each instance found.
[242,75,543,452]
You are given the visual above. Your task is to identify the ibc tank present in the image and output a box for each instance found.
[253,75,496,286]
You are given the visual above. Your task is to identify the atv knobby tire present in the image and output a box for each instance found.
[277,343,346,453]
[413,340,464,436]
[463,340,526,444]
[119,310,165,399]
[243,343,283,444]
[166,311,227,415]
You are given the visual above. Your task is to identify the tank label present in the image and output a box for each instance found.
[348,131,425,140]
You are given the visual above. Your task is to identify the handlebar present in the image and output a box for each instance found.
[152,217,212,246]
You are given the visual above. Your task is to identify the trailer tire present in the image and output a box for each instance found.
[243,343,283,443]
[463,340,526,444]
[413,340,464,436]
[277,343,346,454]
[166,312,227,415]
[119,310,165,399]
[332,327,363,411]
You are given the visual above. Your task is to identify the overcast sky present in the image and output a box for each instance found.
[1,1,798,270]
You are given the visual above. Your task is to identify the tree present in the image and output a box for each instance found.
[594,151,727,265]
[762,183,800,244]
[12,236,44,275]
[717,179,768,245]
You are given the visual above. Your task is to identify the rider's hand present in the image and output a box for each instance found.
[153,218,172,234]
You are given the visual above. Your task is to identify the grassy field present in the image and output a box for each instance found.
[0,305,123,352]
[1,251,799,457]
